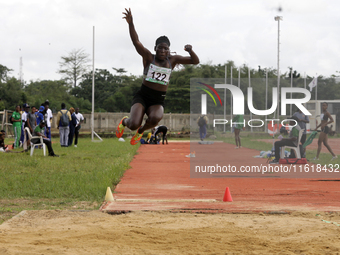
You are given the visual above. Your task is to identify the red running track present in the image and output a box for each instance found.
[101,142,340,214]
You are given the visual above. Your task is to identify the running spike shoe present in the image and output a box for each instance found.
[116,116,128,138]
[130,127,144,145]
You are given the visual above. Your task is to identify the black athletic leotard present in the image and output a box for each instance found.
[320,113,329,121]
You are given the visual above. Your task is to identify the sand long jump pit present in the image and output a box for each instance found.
[1,209,340,254]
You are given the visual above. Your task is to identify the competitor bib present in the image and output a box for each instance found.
[145,63,172,85]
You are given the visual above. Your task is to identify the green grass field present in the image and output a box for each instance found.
[0,138,139,224]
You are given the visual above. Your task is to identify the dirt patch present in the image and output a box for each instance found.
[0,210,340,254]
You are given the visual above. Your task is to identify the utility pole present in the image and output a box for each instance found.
[274,16,283,119]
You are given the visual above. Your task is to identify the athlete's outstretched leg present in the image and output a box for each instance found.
[124,103,145,130]
[116,103,145,138]
[129,104,164,145]
[139,105,164,133]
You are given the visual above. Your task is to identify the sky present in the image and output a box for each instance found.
[1,0,340,82]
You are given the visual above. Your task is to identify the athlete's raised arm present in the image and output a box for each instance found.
[171,44,199,66]
[122,8,151,60]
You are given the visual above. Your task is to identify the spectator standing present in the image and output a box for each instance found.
[68,107,77,146]
[20,104,29,147]
[197,115,208,141]
[57,103,71,147]
[11,105,22,149]
[74,107,84,147]
[44,101,53,140]
[27,106,37,134]
[22,104,31,150]
[293,108,309,157]
[19,105,24,146]
[153,125,168,144]
[36,106,45,126]
[232,114,245,149]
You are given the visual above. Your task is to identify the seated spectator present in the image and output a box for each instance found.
[145,129,154,144]
[270,116,301,164]
[0,130,7,152]
[32,120,59,157]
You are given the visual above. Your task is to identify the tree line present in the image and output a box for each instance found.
[1,52,340,114]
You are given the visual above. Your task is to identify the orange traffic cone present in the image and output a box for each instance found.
[223,187,233,202]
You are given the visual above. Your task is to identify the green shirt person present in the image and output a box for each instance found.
[33,124,44,136]
[232,115,244,130]
[270,116,302,164]
[32,121,59,157]
[11,105,22,148]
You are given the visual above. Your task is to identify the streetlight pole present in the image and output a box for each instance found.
[275,16,282,120]
[91,26,95,141]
